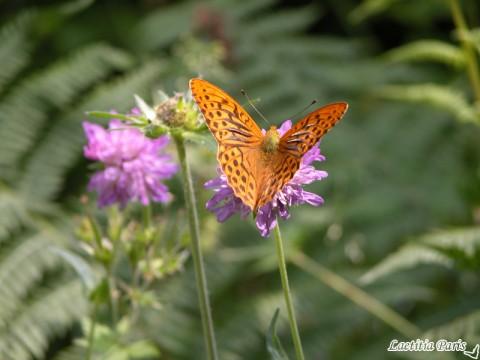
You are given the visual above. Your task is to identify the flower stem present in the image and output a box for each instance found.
[173,134,219,360]
[449,0,480,104]
[85,302,98,360]
[273,222,305,360]
[108,237,120,330]
[108,269,118,329]
[142,203,152,229]
[289,251,422,339]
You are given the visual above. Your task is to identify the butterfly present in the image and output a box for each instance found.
[190,78,348,213]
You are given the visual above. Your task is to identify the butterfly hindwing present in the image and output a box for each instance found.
[254,152,302,210]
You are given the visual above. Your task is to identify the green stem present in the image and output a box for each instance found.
[173,134,219,360]
[289,251,422,339]
[449,0,480,104]
[108,238,120,329]
[142,203,152,230]
[85,303,98,360]
[87,215,102,249]
[108,272,118,329]
[273,223,305,360]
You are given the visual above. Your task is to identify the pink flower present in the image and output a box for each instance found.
[204,120,328,237]
[83,119,178,208]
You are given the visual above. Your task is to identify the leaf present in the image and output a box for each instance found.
[376,83,479,123]
[50,247,96,291]
[266,308,290,360]
[181,130,217,151]
[349,0,398,24]
[86,111,138,123]
[134,94,156,121]
[360,243,453,285]
[361,227,480,284]
[384,40,466,68]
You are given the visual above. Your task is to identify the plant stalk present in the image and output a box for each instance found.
[273,223,305,360]
[142,203,152,230]
[174,134,219,360]
[85,302,98,360]
[290,251,422,339]
[449,0,480,104]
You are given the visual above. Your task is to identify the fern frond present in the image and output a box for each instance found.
[19,60,164,201]
[420,227,480,267]
[129,1,195,51]
[227,0,276,20]
[360,244,453,284]
[0,189,33,241]
[0,11,35,94]
[384,40,466,68]
[376,84,479,123]
[457,27,480,56]
[0,231,65,321]
[0,280,86,360]
[241,6,318,40]
[349,0,398,24]
[0,44,133,179]
[422,310,480,343]
[361,227,480,284]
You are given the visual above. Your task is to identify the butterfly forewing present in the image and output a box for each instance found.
[280,102,348,157]
[190,79,263,146]
[190,78,263,209]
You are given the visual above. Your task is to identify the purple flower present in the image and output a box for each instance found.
[204,120,328,237]
[83,118,178,208]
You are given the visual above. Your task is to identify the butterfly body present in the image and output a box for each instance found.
[262,126,280,153]
[190,78,348,213]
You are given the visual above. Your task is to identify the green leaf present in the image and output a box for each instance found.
[376,83,479,123]
[89,278,109,304]
[181,131,216,151]
[349,0,398,24]
[360,243,453,285]
[384,40,466,68]
[361,227,480,284]
[125,340,161,358]
[50,247,96,291]
[86,111,137,122]
[134,94,156,121]
[266,308,290,360]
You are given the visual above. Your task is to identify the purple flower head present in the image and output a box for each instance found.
[83,116,178,208]
[204,120,328,237]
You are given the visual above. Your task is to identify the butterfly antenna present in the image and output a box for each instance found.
[289,99,318,120]
[241,89,270,126]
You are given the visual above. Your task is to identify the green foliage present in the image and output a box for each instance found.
[384,40,466,68]
[0,11,34,93]
[1,0,480,359]
[361,227,480,284]
[377,84,479,123]
[266,309,289,360]
[0,3,165,359]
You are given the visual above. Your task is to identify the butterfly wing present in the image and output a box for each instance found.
[190,78,264,210]
[280,102,348,157]
[254,102,348,210]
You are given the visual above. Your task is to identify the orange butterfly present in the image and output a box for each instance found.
[190,78,348,213]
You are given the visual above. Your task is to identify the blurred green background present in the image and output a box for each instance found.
[1,0,480,359]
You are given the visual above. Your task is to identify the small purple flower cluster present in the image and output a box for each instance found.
[83,118,177,208]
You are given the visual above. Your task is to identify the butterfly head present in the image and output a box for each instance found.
[262,126,280,153]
